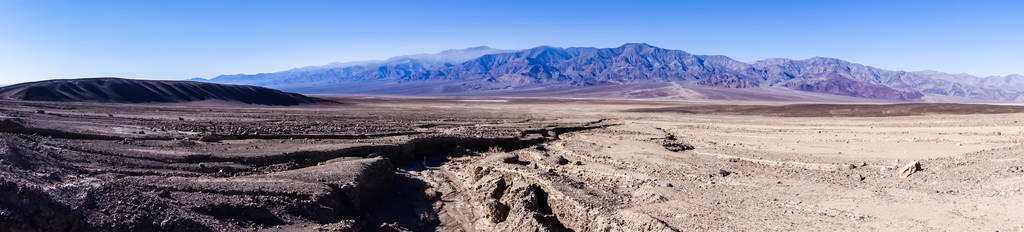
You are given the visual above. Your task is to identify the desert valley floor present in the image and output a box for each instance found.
[2,98,1024,231]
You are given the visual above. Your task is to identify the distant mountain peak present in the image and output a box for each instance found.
[803,57,846,64]
[521,46,573,61]
[618,42,655,48]
[453,46,493,51]
[391,46,513,63]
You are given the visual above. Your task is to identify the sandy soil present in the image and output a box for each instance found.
[1,98,1023,231]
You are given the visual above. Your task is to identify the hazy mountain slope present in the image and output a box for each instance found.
[0,78,325,105]
[746,57,1019,101]
[203,46,512,88]
[200,43,1024,102]
[782,72,924,101]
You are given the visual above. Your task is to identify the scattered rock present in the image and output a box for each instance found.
[554,156,569,165]
[419,211,439,226]
[487,178,507,200]
[469,166,488,182]
[484,199,510,223]
[849,174,864,181]
[663,142,695,152]
[198,135,220,142]
[378,222,412,232]
[424,188,440,201]
[898,160,921,178]
[502,155,530,165]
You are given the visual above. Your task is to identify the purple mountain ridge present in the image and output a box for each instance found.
[199,43,1024,102]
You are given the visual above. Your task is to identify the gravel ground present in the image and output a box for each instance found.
[1,98,1023,231]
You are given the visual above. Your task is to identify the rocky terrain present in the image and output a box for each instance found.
[1,98,1023,231]
[0,78,327,106]
[199,43,1024,102]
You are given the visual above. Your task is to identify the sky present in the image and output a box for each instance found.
[1,0,1023,85]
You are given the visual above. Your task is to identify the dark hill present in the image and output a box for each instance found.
[0,78,325,106]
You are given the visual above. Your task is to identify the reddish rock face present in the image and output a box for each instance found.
[784,73,925,101]
[696,73,759,88]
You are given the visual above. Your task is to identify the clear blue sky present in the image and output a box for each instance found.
[2,0,1022,85]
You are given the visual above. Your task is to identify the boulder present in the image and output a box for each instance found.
[898,160,921,178]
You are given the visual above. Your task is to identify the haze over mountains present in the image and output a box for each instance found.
[199,43,1024,102]
[203,46,513,89]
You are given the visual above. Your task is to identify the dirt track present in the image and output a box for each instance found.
[2,99,1023,231]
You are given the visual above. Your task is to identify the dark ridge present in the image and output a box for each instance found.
[0,78,329,106]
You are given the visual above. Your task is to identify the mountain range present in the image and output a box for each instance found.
[197,43,1024,102]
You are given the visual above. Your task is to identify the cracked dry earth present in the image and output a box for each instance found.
[2,98,1024,231]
